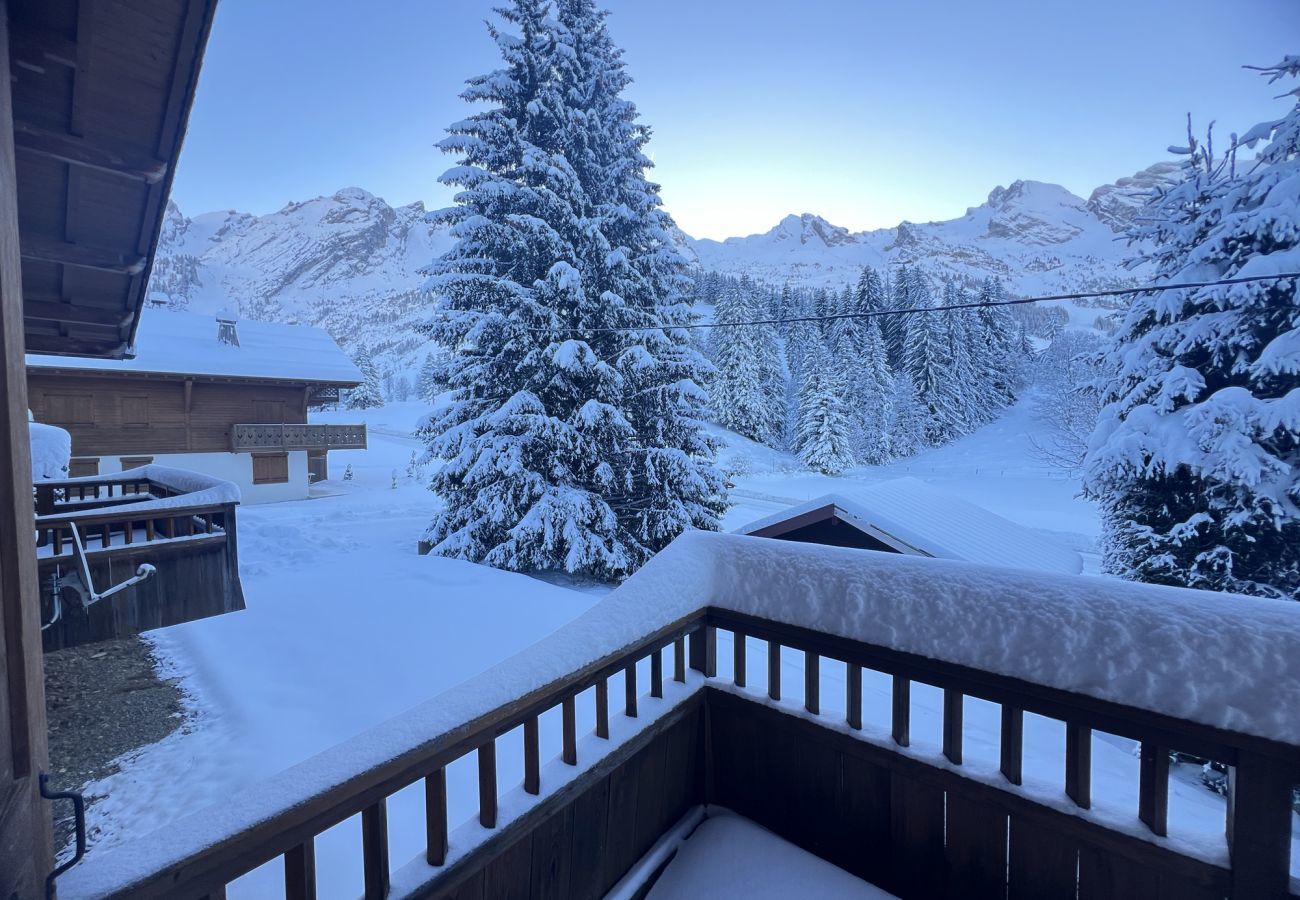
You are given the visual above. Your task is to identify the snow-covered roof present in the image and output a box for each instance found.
[735,478,1083,576]
[26,310,363,385]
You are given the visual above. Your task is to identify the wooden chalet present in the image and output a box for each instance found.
[3,2,1299,899]
[736,478,1083,576]
[27,309,368,503]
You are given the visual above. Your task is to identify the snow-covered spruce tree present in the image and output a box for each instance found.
[795,337,856,475]
[346,348,385,410]
[1084,58,1300,600]
[708,277,784,444]
[1030,330,1107,472]
[973,277,1021,406]
[885,372,929,459]
[854,320,896,465]
[423,0,722,577]
[416,351,442,402]
[902,275,961,444]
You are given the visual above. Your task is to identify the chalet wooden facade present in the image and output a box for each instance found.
[27,310,368,503]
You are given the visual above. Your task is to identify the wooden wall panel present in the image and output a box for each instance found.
[27,372,310,456]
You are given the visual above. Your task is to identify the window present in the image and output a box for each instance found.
[252,452,289,485]
[252,400,285,423]
[69,457,99,478]
[45,394,94,425]
[120,456,153,469]
[121,396,149,426]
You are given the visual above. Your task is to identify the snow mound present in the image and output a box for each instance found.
[29,420,71,481]
[735,478,1083,575]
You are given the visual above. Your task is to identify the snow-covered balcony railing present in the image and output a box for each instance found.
[55,533,1300,900]
[35,466,246,650]
[230,422,368,452]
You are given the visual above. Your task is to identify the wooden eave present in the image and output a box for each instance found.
[25,364,363,390]
[748,502,934,558]
[9,0,218,360]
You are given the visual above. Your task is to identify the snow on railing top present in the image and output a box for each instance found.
[58,530,1300,896]
[38,465,241,523]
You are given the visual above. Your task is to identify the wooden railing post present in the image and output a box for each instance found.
[624,663,638,718]
[284,839,316,900]
[688,624,715,677]
[361,799,389,899]
[767,640,781,701]
[1065,722,1091,809]
[562,696,577,765]
[804,651,819,716]
[892,676,910,747]
[733,630,746,688]
[1000,706,1023,785]
[595,678,609,739]
[478,741,498,828]
[1138,742,1169,837]
[524,716,540,795]
[651,648,663,699]
[673,637,686,683]
[425,768,448,867]
[1227,752,1295,899]
[846,663,862,730]
[943,689,963,765]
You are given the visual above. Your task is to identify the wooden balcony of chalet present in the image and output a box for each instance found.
[34,466,245,651]
[231,423,368,453]
[54,533,1300,900]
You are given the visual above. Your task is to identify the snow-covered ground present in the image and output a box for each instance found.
[71,399,1296,892]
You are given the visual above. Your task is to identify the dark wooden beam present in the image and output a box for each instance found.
[22,333,126,358]
[20,232,145,275]
[8,25,78,71]
[13,121,168,183]
[23,299,131,328]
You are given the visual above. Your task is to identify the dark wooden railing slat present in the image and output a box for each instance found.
[425,768,448,866]
[562,695,577,765]
[1138,741,1168,836]
[805,651,820,716]
[674,637,686,683]
[651,647,663,699]
[1001,705,1023,785]
[1227,751,1295,900]
[1066,722,1091,809]
[361,799,389,899]
[768,640,781,701]
[524,716,540,795]
[846,662,862,730]
[689,625,716,677]
[733,630,746,688]
[624,663,638,718]
[595,678,609,739]
[478,741,498,828]
[283,838,316,900]
[943,689,963,765]
[892,675,910,747]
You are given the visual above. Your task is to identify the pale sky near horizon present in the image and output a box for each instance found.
[169,0,1300,240]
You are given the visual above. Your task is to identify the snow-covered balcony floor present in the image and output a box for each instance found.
[647,812,897,900]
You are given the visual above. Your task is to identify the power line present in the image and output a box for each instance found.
[428,272,1300,334]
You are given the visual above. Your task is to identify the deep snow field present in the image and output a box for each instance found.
[71,399,1297,894]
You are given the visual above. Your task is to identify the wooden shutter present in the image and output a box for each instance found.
[252,452,289,484]
[69,457,99,478]
[45,393,94,425]
[121,395,149,426]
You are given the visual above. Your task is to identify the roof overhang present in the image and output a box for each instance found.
[9,0,217,359]
[742,500,933,558]
[25,365,363,390]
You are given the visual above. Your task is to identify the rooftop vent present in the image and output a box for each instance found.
[216,310,240,347]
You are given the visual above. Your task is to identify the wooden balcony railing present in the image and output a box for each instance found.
[231,423,367,452]
[35,467,245,650]
[56,534,1300,900]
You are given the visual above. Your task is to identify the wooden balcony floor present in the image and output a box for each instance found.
[649,812,897,899]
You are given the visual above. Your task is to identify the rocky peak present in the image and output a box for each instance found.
[1086,162,1183,232]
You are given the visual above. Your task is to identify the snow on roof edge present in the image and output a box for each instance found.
[61,531,1300,896]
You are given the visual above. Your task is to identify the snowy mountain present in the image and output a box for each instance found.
[686,179,1146,295]
[152,168,1167,380]
[150,188,453,379]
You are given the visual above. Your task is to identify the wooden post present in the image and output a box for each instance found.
[650,648,663,699]
[1227,752,1294,899]
[892,676,910,747]
[767,640,781,701]
[284,839,316,900]
[1000,706,1023,785]
[846,663,862,730]
[1138,742,1168,837]
[689,624,716,677]
[943,689,963,765]
[733,630,746,688]
[624,662,638,718]
[524,716,540,795]
[804,651,819,716]
[1065,722,1091,809]
[478,741,497,828]
[361,799,389,899]
[673,637,686,683]
[595,678,609,739]
[425,768,448,866]
[562,695,577,765]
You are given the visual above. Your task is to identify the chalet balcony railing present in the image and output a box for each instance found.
[230,423,367,453]
[55,533,1300,900]
[34,466,245,651]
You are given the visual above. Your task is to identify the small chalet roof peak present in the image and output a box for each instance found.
[735,477,1083,576]
[27,309,363,386]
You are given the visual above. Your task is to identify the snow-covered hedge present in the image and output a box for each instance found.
[60,531,1300,896]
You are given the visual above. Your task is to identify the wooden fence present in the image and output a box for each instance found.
[59,610,1299,900]
[230,423,367,452]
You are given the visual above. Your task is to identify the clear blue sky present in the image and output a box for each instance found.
[170,0,1299,240]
